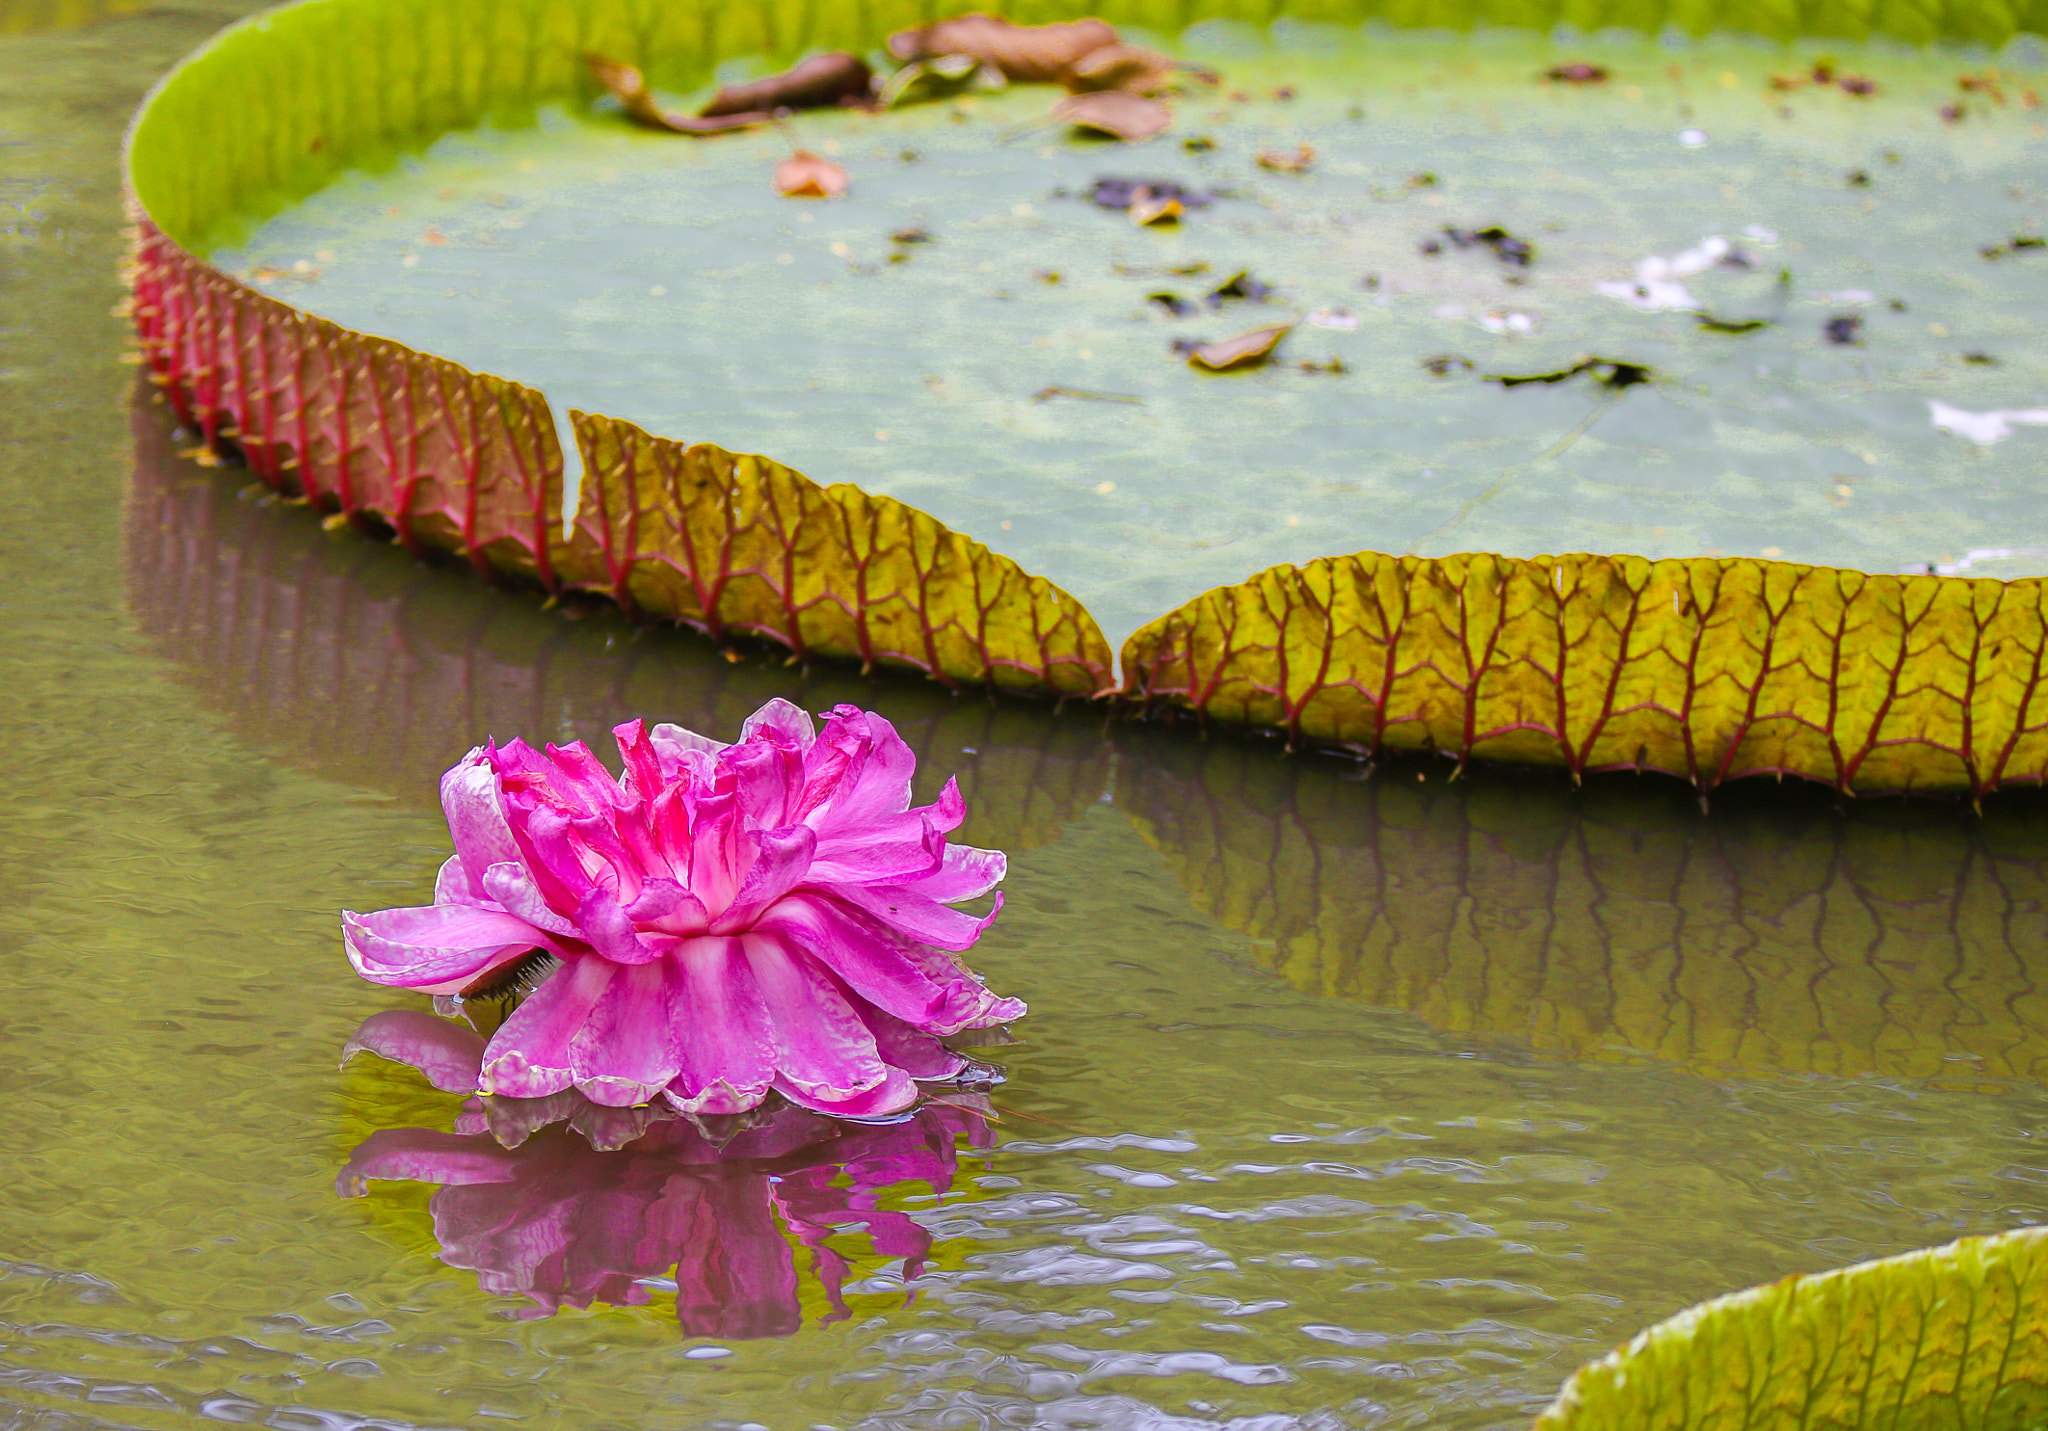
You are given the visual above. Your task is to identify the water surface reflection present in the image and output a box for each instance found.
[127,398,2048,1083]
[340,1013,991,1335]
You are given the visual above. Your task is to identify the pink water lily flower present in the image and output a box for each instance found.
[341,700,1024,1118]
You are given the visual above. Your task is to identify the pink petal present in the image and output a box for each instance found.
[802,707,917,831]
[623,877,711,935]
[772,1068,918,1118]
[647,723,724,789]
[481,862,580,937]
[480,956,618,1099]
[805,813,946,887]
[900,843,1007,903]
[686,790,744,912]
[830,885,1004,953]
[569,959,685,1107]
[573,885,673,965]
[723,737,808,830]
[855,1002,970,1081]
[665,936,777,1114]
[342,904,556,994]
[756,893,1023,1033]
[714,825,817,932]
[433,855,476,907]
[341,1009,487,1091]
[740,697,816,748]
[441,751,520,898]
[741,932,900,1107]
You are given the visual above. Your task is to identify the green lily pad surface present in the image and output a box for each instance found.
[215,26,2048,646]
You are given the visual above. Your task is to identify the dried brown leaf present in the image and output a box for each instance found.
[1065,43,1177,96]
[1054,90,1171,141]
[588,54,770,133]
[886,12,1118,84]
[1128,187,1183,226]
[699,52,874,117]
[1255,143,1315,172]
[774,150,849,198]
[1184,324,1291,371]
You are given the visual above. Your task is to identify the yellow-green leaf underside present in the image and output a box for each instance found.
[123,0,2048,792]
[1122,552,2048,796]
[1537,1224,2048,1431]
[563,411,1112,696]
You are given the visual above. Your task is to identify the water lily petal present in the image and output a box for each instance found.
[742,931,904,1110]
[716,825,818,932]
[647,723,725,789]
[686,789,745,913]
[340,1009,487,1092]
[723,735,809,830]
[343,904,556,994]
[481,862,581,937]
[480,955,619,1099]
[754,893,968,1026]
[832,885,1004,953]
[740,697,816,748]
[855,1002,970,1081]
[622,876,711,935]
[901,843,1008,903]
[801,706,917,832]
[574,885,672,965]
[807,813,947,887]
[771,1067,918,1118]
[442,750,520,898]
[666,935,777,1114]
[571,959,685,1107]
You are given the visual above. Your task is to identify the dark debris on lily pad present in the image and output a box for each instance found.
[1090,176,1215,210]
[1490,357,1653,389]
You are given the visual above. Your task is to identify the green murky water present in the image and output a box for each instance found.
[14,5,2048,1428]
[215,27,2048,645]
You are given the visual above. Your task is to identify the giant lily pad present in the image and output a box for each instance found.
[124,0,2048,790]
[1538,1224,2048,1431]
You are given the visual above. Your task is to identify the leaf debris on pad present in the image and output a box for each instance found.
[588,56,779,133]
[1544,62,1609,84]
[1033,385,1144,403]
[775,151,850,198]
[1422,354,1473,376]
[1256,144,1315,172]
[1089,176,1212,210]
[1055,91,1171,140]
[1066,43,1178,96]
[888,14,1114,83]
[699,52,876,117]
[1128,188,1183,225]
[1207,270,1273,305]
[1430,226,1535,266]
[1489,357,1653,389]
[1697,314,1770,333]
[1149,292,1199,316]
[1175,323,1293,371]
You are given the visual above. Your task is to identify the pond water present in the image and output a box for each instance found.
[12,5,2048,1429]
[212,26,2048,645]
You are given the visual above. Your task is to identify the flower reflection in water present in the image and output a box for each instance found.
[338,1011,993,1335]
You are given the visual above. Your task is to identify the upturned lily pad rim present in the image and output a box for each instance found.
[1537,1223,2048,1431]
[121,0,2048,795]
